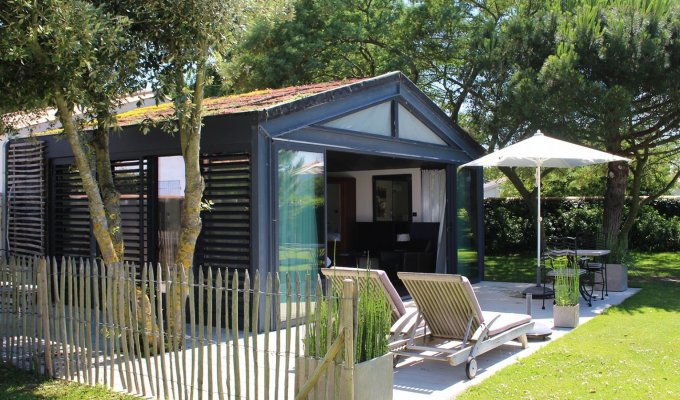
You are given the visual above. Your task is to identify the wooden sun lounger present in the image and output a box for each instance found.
[394,272,534,379]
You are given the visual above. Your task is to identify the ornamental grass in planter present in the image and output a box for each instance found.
[297,272,393,400]
[552,256,580,328]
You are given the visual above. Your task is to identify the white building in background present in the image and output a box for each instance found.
[483,177,506,199]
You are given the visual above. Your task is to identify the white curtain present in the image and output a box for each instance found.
[421,169,447,273]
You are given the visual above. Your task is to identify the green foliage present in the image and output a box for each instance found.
[0,0,143,127]
[218,0,408,93]
[467,0,680,258]
[216,0,514,125]
[304,289,341,357]
[483,201,534,254]
[305,278,391,364]
[630,206,680,252]
[354,280,391,363]
[485,198,680,254]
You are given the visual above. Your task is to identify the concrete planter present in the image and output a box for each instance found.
[296,353,393,400]
[553,304,580,328]
[604,263,628,292]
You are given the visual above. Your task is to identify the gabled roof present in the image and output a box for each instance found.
[6,71,484,158]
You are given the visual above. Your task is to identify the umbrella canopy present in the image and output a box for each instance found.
[461,130,629,168]
[460,130,629,293]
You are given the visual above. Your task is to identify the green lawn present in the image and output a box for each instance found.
[0,362,137,399]
[484,251,680,286]
[483,253,536,283]
[460,251,680,399]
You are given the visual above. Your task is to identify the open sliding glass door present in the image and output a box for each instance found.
[276,147,325,297]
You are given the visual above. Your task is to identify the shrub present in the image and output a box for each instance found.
[630,206,680,251]
[484,202,534,254]
[484,198,680,254]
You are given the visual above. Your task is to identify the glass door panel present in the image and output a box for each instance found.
[456,168,479,279]
[277,149,325,295]
[158,156,185,266]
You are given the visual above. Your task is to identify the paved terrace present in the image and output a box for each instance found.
[27,281,638,399]
[393,281,639,399]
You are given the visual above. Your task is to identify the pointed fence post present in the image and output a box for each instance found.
[342,278,355,400]
[38,258,53,377]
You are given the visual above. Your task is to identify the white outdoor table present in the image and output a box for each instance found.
[544,249,610,257]
[543,249,611,306]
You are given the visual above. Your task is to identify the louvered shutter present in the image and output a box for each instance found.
[51,158,148,264]
[51,163,92,258]
[113,159,149,266]
[196,153,251,272]
[7,140,47,256]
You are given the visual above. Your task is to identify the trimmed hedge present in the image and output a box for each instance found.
[484,198,680,254]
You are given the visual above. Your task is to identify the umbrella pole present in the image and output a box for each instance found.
[536,165,541,286]
[523,164,552,298]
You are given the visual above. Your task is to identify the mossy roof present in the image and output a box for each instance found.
[13,77,366,136]
[115,78,365,128]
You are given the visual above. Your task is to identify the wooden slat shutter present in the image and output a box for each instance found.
[52,163,92,258]
[7,140,47,256]
[113,159,149,267]
[196,153,251,271]
[51,158,148,265]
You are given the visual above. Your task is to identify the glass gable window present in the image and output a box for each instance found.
[322,102,391,136]
[398,104,447,145]
[277,149,325,290]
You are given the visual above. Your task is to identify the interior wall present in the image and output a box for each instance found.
[328,168,422,222]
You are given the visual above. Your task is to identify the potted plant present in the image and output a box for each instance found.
[297,275,393,400]
[552,256,580,328]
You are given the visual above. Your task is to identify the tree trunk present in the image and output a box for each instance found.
[54,94,119,265]
[499,166,543,248]
[167,53,208,344]
[174,53,207,272]
[92,121,125,262]
[603,160,629,261]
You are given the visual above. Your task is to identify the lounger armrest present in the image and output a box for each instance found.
[391,308,423,335]
[471,314,499,342]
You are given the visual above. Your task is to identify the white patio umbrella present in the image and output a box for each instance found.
[459,130,629,296]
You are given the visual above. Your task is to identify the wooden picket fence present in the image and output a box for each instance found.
[0,256,360,400]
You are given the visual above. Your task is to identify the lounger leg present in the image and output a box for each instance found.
[518,334,528,349]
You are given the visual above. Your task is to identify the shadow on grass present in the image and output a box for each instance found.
[483,253,536,283]
[610,280,680,314]
[0,363,45,400]
[0,362,135,400]
[629,251,680,280]
[485,251,680,313]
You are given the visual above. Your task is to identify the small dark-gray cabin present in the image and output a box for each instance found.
[2,71,485,290]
